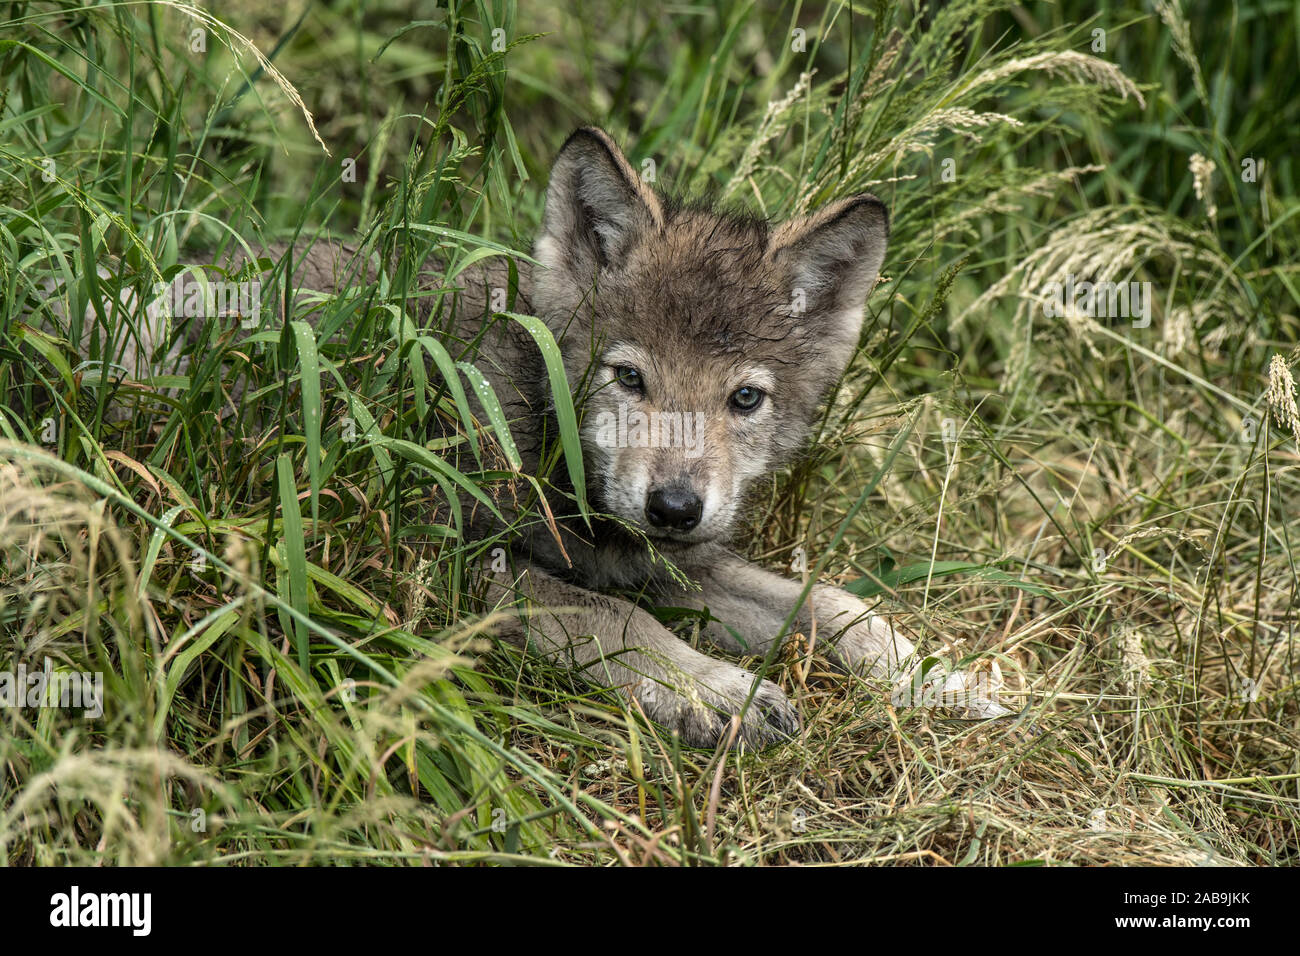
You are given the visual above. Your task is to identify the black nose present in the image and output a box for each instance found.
[645,487,703,532]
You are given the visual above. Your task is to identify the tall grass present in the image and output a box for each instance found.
[1,0,1297,864]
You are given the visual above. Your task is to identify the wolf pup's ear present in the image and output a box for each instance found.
[767,195,889,375]
[536,127,664,283]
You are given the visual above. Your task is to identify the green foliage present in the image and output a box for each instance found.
[1,0,1297,865]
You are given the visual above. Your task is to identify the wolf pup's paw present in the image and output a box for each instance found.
[635,665,800,749]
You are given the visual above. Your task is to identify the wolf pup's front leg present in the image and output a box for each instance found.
[674,545,1010,718]
[483,563,799,748]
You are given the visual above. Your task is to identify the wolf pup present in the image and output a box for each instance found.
[474,127,1007,748]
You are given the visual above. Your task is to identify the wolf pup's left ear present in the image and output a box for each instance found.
[767,195,889,375]
[535,127,664,286]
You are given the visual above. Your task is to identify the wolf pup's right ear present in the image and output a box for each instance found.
[535,127,664,285]
[767,195,890,380]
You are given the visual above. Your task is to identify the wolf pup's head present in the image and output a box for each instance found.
[531,127,888,545]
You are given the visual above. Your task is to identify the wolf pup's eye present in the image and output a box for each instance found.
[729,386,765,413]
[614,366,644,392]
